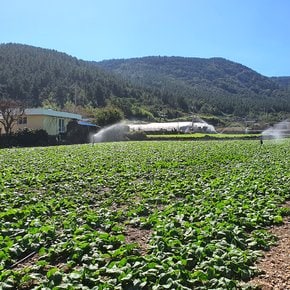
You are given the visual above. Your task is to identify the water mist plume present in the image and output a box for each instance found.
[262,120,290,140]
[92,122,129,143]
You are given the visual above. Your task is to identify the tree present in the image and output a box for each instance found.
[94,106,124,126]
[0,98,25,135]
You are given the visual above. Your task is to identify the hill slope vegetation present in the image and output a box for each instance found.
[0,43,289,120]
[97,56,290,117]
[0,43,164,120]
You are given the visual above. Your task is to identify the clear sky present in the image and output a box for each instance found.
[1,0,290,77]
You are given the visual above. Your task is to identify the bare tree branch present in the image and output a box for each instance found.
[0,99,25,135]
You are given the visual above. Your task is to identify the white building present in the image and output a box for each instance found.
[128,121,216,133]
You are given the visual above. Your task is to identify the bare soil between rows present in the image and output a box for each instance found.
[245,201,290,290]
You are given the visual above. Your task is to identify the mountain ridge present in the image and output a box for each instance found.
[1,43,290,120]
[96,55,290,116]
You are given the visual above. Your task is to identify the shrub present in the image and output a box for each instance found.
[0,129,49,148]
[126,130,147,140]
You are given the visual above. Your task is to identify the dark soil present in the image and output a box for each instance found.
[246,202,290,290]
[125,226,152,255]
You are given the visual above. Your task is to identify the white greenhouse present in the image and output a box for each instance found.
[128,121,216,133]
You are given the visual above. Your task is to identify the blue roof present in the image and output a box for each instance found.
[77,120,97,127]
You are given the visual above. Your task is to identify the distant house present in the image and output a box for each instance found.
[0,108,82,135]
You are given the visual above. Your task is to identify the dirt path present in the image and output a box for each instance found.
[246,202,290,290]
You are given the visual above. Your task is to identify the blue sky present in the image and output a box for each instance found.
[1,0,290,76]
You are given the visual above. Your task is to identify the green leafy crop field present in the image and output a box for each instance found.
[0,140,289,289]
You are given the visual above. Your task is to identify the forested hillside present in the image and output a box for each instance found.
[0,44,167,120]
[97,56,290,117]
[1,43,290,121]
[271,76,290,90]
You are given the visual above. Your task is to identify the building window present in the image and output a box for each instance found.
[58,118,65,133]
[18,116,27,125]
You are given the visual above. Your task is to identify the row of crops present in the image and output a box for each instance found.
[0,140,290,289]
